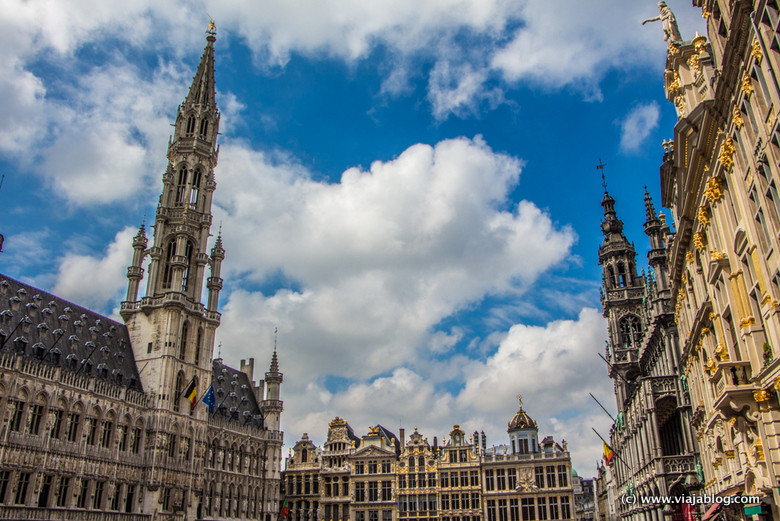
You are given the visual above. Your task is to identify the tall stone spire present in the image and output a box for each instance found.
[263,333,283,431]
[120,24,223,414]
[596,174,645,411]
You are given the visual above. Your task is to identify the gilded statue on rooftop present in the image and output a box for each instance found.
[643,2,683,44]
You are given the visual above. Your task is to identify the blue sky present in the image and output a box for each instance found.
[0,0,705,475]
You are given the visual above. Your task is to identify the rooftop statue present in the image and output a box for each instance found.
[642,1,683,44]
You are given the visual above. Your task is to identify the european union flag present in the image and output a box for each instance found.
[203,385,215,411]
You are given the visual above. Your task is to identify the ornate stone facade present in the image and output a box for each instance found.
[598,186,700,521]
[657,1,780,519]
[283,399,574,521]
[0,26,282,521]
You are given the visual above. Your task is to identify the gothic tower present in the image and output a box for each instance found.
[598,189,644,410]
[120,24,223,417]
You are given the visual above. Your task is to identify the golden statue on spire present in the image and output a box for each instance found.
[207,17,217,37]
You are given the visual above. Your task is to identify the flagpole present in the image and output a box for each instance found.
[597,352,631,385]
[591,427,632,473]
[588,393,617,423]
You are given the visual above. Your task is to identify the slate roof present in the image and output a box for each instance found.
[0,274,143,392]
[210,359,264,428]
[375,424,401,455]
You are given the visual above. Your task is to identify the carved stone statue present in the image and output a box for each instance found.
[642,2,683,44]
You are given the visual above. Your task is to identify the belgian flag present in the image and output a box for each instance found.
[603,441,615,465]
[183,378,197,409]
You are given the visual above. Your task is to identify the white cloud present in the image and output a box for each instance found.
[274,308,613,476]
[213,136,575,380]
[427,61,505,120]
[52,227,135,312]
[619,102,660,153]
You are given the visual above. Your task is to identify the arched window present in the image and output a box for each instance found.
[619,315,643,347]
[175,167,188,204]
[190,169,202,208]
[408,456,415,471]
[181,240,194,292]
[179,322,188,360]
[199,119,209,139]
[195,328,203,365]
[617,262,627,287]
[174,372,184,413]
[418,455,425,469]
[162,241,176,290]
[185,115,196,135]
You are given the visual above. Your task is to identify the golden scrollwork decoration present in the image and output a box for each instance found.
[698,204,710,227]
[751,38,763,64]
[733,107,744,129]
[693,231,707,251]
[718,137,736,170]
[688,54,701,77]
[710,250,725,260]
[686,250,695,263]
[754,389,770,402]
[742,73,754,97]
[704,177,724,203]
[714,344,730,362]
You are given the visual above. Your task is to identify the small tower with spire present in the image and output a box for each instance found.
[120,23,223,414]
[262,328,284,431]
[597,165,645,411]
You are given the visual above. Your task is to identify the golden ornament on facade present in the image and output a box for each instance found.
[706,358,717,374]
[681,272,688,285]
[733,107,744,129]
[710,250,725,260]
[697,204,710,227]
[688,54,701,77]
[701,9,711,19]
[714,344,729,362]
[701,327,710,335]
[704,177,724,203]
[668,42,680,55]
[693,33,707,54]
[686,251,695,263]
[751,37,763,64]
[669,71,682,93]
[717,137,736,170]
[693,231,707,251]
[742,73,754,97]
[754,389,770,402]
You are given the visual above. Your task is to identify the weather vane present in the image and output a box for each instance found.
[596,159,608,193]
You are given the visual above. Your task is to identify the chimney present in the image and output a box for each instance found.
[399,428,405,450]
[240,358,255,383]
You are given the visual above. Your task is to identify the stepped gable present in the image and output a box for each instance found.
[210,358,264,428]
[0,274,143,391]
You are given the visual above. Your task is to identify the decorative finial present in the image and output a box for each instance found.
[218,342,222,359]
[517,394,523,407]
[274,326,278,353]
[596,159,608,194]
[207,17,217,37]
[219,220,223,237]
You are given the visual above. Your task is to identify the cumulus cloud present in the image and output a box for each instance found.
[52,227,135,312]
[0,0,705,167]
[213,136,575,378]
[273,308,612,475]
[619,101,660,153]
